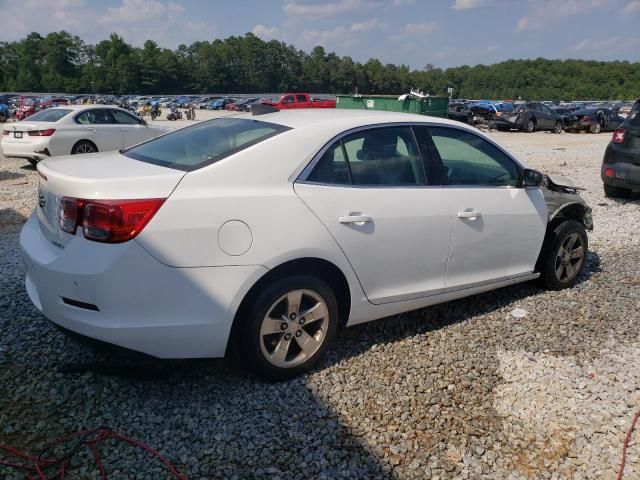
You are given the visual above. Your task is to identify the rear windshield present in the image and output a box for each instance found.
[26,109,72,122]
[122,118,290,171]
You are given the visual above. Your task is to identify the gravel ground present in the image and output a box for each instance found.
[0,127,639,479]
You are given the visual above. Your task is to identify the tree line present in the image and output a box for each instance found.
[1,31,639,100]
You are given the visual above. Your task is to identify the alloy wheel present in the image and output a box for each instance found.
[75,143,95,154]
[554,233,585,283]
[259,289,329,368]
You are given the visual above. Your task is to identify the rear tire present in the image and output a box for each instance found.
[537,220,588,290]
[27,158,39,166]
[71,140,97,155]
[233,275,338,380]
[604,183,632,198]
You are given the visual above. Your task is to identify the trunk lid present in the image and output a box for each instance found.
[3,122,49,143]
[36,152,185,248]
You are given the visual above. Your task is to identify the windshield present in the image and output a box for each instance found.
[123,118,291,171]
[26,109,72,122]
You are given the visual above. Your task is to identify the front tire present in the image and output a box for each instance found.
[538,220,588,290]
[590,123,602,134]
[553,121,562,134]
[234,275,338,380]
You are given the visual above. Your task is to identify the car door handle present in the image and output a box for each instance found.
[86,127,96,133]
[339,215,372,225]
[457,210,481,220]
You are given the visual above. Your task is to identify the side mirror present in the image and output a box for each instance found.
[139,118,147,126]
[523,168,544,187]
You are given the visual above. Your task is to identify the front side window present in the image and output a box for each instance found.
[111,109,140,124]
[306,127,426,186]
[123,118,290,171]
[429,127,520,187]
[296,95,307,102]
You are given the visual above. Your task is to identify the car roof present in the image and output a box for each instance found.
[233,108,470,132]
[39,105,125,112]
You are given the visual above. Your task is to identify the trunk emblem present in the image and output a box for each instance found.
[38,194,46,208]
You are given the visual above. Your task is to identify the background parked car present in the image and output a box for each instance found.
[1,105,167,165]
[601,98,640,198]
[565,108,625,134]
[493,102,563,133]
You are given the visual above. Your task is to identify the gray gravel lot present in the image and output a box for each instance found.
[1,129,639,479]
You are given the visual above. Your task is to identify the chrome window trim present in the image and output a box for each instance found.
[296,121,527,188]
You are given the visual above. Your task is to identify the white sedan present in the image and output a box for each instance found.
[20,109,592,379]
[1,105,167,165]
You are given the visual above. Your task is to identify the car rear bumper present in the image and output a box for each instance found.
[602,145,640,189]
[20,213,267,358]
[1,137,51,160]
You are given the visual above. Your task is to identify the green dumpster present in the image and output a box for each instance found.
[335,94,449,118]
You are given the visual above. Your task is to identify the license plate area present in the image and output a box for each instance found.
[14,132,22,139]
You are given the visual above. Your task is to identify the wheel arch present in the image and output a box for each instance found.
[71,139,98,154]
[230,257,352,346]
[549,202,589,228]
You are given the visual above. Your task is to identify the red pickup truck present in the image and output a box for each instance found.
[262,93,336,109]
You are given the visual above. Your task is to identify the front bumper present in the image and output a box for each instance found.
[20,213,267,358]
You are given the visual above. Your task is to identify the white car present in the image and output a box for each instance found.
[1,105,166,165]
[20,109,592,379]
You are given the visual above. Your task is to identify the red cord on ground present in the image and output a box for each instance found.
[617,409,640,480]
[0,427,188,480]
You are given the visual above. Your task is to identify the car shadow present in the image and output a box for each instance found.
[0,171,25,181]
[0,208,28,234]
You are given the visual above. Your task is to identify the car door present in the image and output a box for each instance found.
[425,126,547,290]
[537,104,555,129]
[110,108,153,147]
[75,109,123,151]
[280,95,296,109]
[294,126,451,304]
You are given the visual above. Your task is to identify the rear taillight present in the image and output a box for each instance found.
[28,129,56,136]
[59,197,165,243]
[604,168,615,178]
[59,197,85,234]
[612,129,625,144]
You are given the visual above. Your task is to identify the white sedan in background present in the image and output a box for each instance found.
[1,105,167,165]
[20,109,592,379]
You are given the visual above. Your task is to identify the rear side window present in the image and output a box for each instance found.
[123,118,290,171]
[25,109,72,122]
[306,127,426,186]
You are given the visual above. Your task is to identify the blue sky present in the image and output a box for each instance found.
[2,0,639,68]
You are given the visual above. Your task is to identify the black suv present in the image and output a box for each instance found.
[602,98,640,198]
